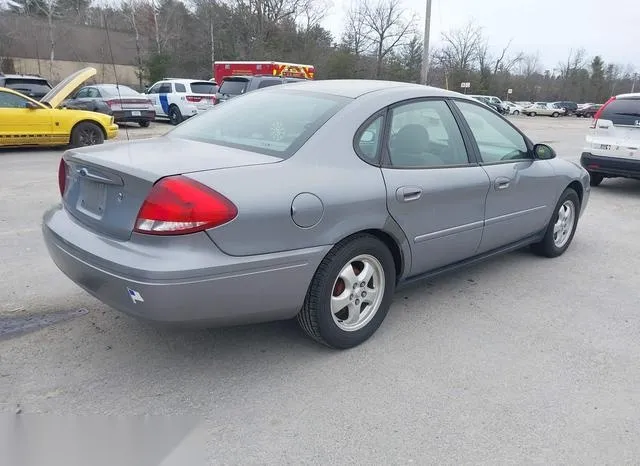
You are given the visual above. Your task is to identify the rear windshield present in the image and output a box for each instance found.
[99,85,139,97]
[169,89,350,158]
[190,82,217,94]
[5,79,51,94]
[601,98,640,126]
[218,79,248,96]
[257,79,284,89]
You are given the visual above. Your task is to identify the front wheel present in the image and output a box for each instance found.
[69,122,104,148]
[513,110,520,115]
[552,112,559,118]
[297,234,396,349]
[529,112,537,117]
[531,188,580,258]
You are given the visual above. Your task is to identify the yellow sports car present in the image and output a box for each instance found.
[0,67,118,148]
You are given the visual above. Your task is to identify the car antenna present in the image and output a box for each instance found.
[103,11,130,142]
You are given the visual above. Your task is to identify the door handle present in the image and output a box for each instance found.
[396,186,422,202]
[494,177,511,191]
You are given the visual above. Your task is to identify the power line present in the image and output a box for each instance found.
[420,0,432,85]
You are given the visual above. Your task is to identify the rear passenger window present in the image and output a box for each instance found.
[174,83,186,92]
[600,98,640,126]
[387,100,470,168]
[355,115,383,163]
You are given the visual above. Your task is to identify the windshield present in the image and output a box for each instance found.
[218,79,249,96]
[99,85,140,97]
[169,89,350,158]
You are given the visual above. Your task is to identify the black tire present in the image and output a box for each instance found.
[513,110,520,116]
[297,234,396,349]
[70,121,104,148]
[552,112,559,118]
[529,112,537,117]
[139,120,151,128]
[531,188,580,258]
[589,172,604,187]
[168,105,183,125]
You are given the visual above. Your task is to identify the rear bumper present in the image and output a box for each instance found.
[42,205,330,326]
[112,110,155,122]
[580,152,640,179]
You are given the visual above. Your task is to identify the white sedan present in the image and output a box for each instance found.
[504,101,525,115]
[523,103,566,117]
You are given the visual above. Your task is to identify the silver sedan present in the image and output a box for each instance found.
[43,80,591,349]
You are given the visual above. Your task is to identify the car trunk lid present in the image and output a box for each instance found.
[61,137,281,240]
[588,97,640,160]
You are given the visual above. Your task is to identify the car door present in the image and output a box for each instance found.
[146,83,162,116]
[65,87,91,110]
[379,98,491,276]
[0,90,52,146]
[157,82,173,116]
[453,99,557,253]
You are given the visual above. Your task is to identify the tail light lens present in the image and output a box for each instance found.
[134,176,237,235]
[105,99,122,111]
[58,158,68,197]
[591,96,616,128]
[186,95,202,102]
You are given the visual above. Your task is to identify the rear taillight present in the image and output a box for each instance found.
[105,99,122,111]
[186,95,202,102]
[591,96,616,128]
[134,176,237,235]
[58,158,68,197]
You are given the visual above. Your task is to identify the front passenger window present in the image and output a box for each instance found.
[455,100,530,163]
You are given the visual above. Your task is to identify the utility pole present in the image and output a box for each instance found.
[420,0,432,85]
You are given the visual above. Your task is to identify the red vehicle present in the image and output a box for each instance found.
[213,61,315,83]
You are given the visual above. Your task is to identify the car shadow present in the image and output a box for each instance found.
[595,178,640,196]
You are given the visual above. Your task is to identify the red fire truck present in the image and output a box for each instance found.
[213,61,315,83]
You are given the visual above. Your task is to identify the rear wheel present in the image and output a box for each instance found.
[529,112,537,117]
[139,120,151,128]
[297,234,396,349]
[70,122,104,148]
[531,188,580,258]
[552,112,559,118]
[513,110,520,115]
[168,105,183,125]
[589,172,604,187]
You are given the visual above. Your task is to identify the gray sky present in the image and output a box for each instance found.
[323,0,640,72]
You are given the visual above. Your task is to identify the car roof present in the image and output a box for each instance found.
[0,74,48,80]
[159,78,212,84]
[615,92,640,100]
[281,79,461,99]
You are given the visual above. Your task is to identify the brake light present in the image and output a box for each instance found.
[58,158,68,197]
[134,176,237,235]
[186,95,202,102]
[591,96,616,128]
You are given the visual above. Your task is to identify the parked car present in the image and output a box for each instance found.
[524,103,565,117]
[0,67,118,148]
[145,78,217,125]
[0,73,52,100]
[43,80,590,349]
[215,75,305,104]
[516,101,533,108]
[503,101,525,115]
[469,94,509,114]
[553,101,578,115]
[63,84,155,127]
[580,93,640,186]
[575,104,602,118]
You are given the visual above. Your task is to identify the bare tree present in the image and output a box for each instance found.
[519,52,541,78]
[492,39,523,74]
[342,1,370,56]
[121,0,145,87]
[436,21,483,76]
[359,0,415,78]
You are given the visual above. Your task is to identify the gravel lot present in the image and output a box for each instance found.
[1,116,639,464]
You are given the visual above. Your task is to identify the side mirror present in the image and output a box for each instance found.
[533,143,556,160]
[25,101,39,110]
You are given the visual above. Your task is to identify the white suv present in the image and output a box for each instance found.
[580,93,640,186]
[145,79,217,125]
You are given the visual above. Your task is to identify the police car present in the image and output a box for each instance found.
[144,78,217,125]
